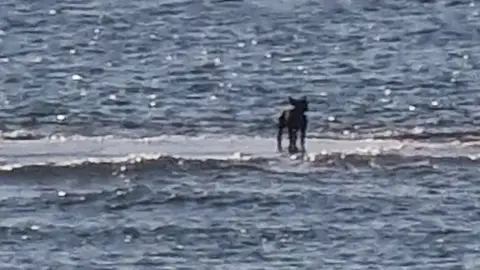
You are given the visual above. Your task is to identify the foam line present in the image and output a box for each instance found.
[0,135,479,170]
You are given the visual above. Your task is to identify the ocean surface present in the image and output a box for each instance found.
[1,0,480,269]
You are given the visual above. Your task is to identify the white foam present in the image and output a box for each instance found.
[0,134,478,168]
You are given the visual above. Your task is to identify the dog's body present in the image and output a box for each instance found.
[277,96,308,154]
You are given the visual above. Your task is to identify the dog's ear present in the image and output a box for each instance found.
[289,96,295,105]
[302,96,308,111]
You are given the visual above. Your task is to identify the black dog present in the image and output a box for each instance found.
[277,96,308,154]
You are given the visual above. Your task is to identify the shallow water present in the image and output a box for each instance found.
[1,0,480,269]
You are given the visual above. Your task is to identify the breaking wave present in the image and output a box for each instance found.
[0,133,479,175]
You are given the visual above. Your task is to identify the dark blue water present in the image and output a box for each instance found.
[1,0,480,269]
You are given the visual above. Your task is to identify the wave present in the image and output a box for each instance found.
[6,127,480,143]
[0,133,479,173]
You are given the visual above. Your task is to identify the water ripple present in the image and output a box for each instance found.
[0,0,478,139]
[1,0,480,268]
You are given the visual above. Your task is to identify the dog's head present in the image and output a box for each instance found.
[289,96,308,112]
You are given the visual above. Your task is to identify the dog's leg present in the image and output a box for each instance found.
[277,114,285,152]
[288,128,299,154]
[300,114,308,152]
[288,127,294,153]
